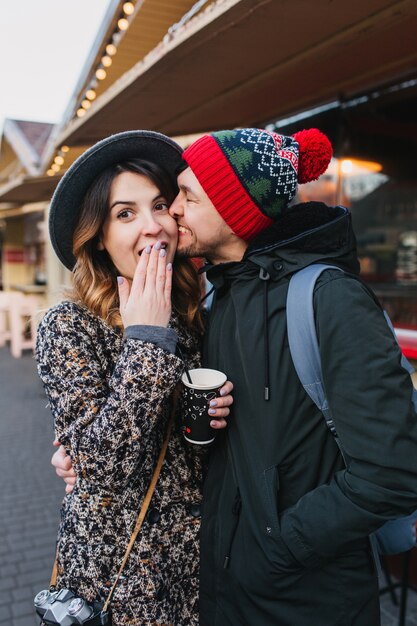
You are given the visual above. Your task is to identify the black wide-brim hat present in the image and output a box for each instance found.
[49,130,184,270]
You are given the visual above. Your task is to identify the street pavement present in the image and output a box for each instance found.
[0,347,63,625]
[0,345,417,625]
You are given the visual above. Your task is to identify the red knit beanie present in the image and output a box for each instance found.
[182,128,332,241]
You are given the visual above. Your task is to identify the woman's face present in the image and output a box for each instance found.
[100,171,178,280]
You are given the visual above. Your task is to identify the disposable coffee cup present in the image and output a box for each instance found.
[181,368,227,445]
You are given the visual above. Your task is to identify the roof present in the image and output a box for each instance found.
[0,175,61,205]
[0,119,54,179]
[12,120,54,159]
[53,0,417,147]
[41,0,208,173]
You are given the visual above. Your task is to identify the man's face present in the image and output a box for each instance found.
[169,167,247,264]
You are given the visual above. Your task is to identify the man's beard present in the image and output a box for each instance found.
[176,242,206,259]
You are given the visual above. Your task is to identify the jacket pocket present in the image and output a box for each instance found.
[261,466,303,576]
[223,487,242,569]
[262,465,280,532]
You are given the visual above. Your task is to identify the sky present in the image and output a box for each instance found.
[0,0,111,134]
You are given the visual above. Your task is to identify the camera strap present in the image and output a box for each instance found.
[49,392,178,611]
[103,406,174,612]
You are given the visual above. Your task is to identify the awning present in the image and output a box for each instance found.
[56,0,417,146]
[0,175,61,204]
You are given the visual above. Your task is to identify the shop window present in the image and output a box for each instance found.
[297,158,417,339]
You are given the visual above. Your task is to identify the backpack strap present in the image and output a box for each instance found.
[287,264,346,458]
[287,263,417,557]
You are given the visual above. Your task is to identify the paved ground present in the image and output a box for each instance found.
[0,345,417,625]
[0,347,63,625]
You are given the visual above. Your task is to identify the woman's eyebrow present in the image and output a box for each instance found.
[109,194,166,210]
[109,200,135,210]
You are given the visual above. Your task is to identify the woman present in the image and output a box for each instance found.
[36,131,232,625]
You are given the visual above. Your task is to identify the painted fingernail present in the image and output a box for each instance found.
[117,276,124,285]
[155,241,162,250]
[210,420,218,427]
[208,408,216,415]
[220,388,227,396]
[167,263,173,271]
[145,245,151,254]
[209,400,217,407]
[160,248,166,257]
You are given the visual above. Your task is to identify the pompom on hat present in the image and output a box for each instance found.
[182,127,332,241]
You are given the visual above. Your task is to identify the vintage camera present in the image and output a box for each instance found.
[34,588,110,625]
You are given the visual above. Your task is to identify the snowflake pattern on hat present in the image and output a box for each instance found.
[214,129,299,217]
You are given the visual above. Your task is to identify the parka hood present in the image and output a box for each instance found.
[205,202,360,287]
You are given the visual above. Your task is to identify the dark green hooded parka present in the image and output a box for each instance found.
[199,203,417,626]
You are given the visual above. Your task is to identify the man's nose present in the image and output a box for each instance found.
[169,193,183,218]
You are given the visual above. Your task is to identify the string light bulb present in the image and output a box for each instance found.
[76,108,87,118]
[117,17,129,31]
[123,2,135,15]
[106,43,117,56]
[101,55,112,68]
[46,169,55,176]
[54,155,64,165]
[85,89,96,101]
[96,67,107,80]
[51,163,61,172]
[61,145,69,153]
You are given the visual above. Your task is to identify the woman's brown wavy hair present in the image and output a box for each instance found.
[69,159,204,334]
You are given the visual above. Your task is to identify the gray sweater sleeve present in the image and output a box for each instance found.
[125,325,178,354]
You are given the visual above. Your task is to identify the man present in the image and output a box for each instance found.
[167,127,417,626]
[55,127,417,625]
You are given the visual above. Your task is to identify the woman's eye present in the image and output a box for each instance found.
[117,209,133,219]
[154,202,169,211]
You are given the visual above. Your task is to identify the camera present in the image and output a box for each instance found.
[34,588,110,625]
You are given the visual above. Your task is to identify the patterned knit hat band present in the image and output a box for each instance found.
[182,127,332,241]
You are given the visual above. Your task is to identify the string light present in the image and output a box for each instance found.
[47,145,71,176]
[72,1,140,121]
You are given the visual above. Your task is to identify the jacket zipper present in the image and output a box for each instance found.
[223,488,242,569]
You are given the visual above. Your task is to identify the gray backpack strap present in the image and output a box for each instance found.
[287,264,417,558]
[287,264,345,455]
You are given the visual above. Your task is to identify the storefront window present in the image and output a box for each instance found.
[298,158,417,333]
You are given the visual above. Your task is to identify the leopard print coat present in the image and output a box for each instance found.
[36,301,204,626]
